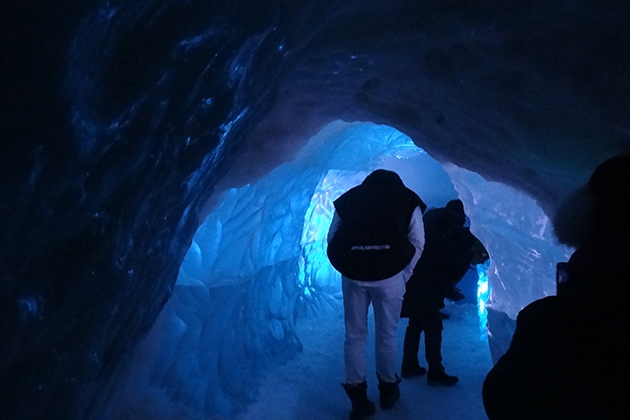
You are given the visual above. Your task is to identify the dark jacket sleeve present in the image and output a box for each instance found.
[483,297,576,419]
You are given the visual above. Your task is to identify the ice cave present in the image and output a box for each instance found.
[2,1,629,419]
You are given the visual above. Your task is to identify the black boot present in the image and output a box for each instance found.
[445,287,465,302]
[376,373,402,410]
[427,369,459,386]
[341,381,376,420]
[401,361,427,378]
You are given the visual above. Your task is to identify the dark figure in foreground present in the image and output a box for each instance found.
[400,199,488,386]
[328,169,426,419]
[483,154,630,419]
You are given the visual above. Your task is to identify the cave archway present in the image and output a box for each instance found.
[115,120,571,418]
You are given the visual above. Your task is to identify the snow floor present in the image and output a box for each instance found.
[239,301,493,420]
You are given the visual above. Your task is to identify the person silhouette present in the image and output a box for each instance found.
[400,199,488,385]
[483,154,630,419]
[327,169,426,419]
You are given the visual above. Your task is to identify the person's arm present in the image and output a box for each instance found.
[402,206,425,282]
[327,211,341,243]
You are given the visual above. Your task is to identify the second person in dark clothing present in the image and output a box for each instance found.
[400,199,488,386]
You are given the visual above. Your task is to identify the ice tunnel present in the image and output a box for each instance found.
[3,0,630,419]
[109,121,571,418]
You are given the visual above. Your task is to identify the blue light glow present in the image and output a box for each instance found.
[293,123,445,304]
[477,260,491,339]
[164,121,504,416]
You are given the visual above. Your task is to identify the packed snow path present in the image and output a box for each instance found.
[240,301,493,420]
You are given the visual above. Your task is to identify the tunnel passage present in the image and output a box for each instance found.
[4,1,630,419]
[110,120,572,419]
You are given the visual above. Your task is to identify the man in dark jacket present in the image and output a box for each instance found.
[399,199,487,385]
[327,169,426,419]
[483,154,630,419]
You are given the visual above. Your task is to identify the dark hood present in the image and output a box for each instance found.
[360,169,427,213]
[567,233,630,296]
[553,154,630,247]
[362,169,405,186]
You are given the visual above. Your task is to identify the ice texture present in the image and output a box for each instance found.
[113,121,442,418]
[445,164,573,361]
[6,1,630,418]
[445,164,573,319]
[114,121,571,417]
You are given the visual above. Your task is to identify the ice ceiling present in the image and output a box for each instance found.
[2,0,630,419]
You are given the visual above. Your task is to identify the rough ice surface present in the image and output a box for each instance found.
[112,121,571,418]
[445,164,573,319]
[445,164,573,361]
[115,121,451,418]
[6,1,630,418]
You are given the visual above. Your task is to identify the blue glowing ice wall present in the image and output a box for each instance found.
[444,164,573,360]
[113,121,431,419]
[177,121,425,292]
[297,170,367,317]
[296,129,466,318]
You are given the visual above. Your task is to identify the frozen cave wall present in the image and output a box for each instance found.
[115,122,435,418]
[113,122,571,419]
[2,0,630,419]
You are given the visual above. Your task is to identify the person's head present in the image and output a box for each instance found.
[445,199,466,226]
[446,199,464,213]
[553,154,630,247]
[362,169,404,186]
[588,154,630,237]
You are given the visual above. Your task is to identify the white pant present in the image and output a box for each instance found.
[342,274,407,384]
